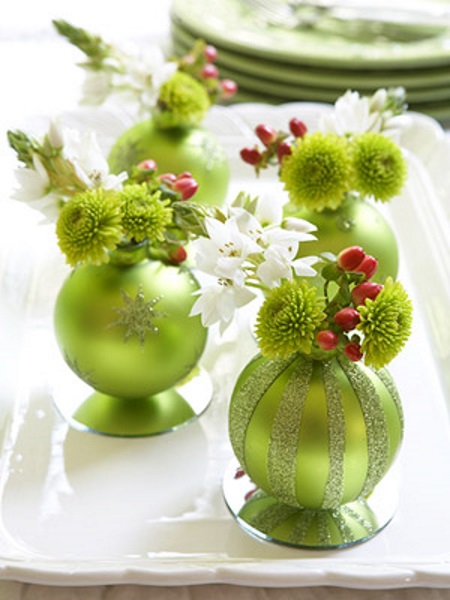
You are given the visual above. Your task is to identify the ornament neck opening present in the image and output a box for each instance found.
[108,242,148,266]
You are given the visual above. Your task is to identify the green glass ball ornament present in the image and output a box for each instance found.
[53,256,211,436]
[224,352,404,548]
[108,119,230,206]
[287,196,399,282]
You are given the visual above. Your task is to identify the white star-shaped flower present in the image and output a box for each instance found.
[319,90,382,136]
[190,279,256,332]
[192,216,259,284]
[61,126,127,191]
[257,245,317,288]
[12,155,60,221]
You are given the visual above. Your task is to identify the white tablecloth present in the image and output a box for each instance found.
[1,1,450,598]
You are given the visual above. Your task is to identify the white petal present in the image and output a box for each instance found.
[215,256,246,283]
[102,172,128,191]
[257,259,290,288]
[190,282,255,330]
[230,208,261,236]
[48,118,64,148]
[81,131,109,176]
[81,70,112,105]
[190,287,223,327]
[282,217,317,233]
[255,194,283,226]
[369,88,388,112]
[262,227,314,248]
[12,155,50,201]
[292,255,319,277]
[233,284,257,308]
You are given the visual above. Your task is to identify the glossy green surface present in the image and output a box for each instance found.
[108,119,230,206]
[73,389,196,436]
[229,353,403,510]
[54,260,207,399]
[238,491,380,549]
[171,20,450,90]
[287,198,399,282]
[172,0,450,68]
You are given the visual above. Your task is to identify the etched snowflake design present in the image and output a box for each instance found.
[64,352,97,387]
[109,286,166,346]
[199,137,224,171]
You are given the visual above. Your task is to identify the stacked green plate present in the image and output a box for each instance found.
[170,0,450,121]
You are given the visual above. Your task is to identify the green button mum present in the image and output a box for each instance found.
[56,188,122,266]
[279,132,354,212]
[352,132,407,202]
[119,184,173,243]
[255,280,325,359]
[156,71,211,129]
[357,277,413,369]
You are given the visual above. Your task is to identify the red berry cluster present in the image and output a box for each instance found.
[135,159,199,201]
[316,246,383,362]
[179,41,237,103]
[158,171,199,201]
[240,118,308,173]
[124,160,195,265]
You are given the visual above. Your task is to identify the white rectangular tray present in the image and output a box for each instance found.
[0,103,449,588]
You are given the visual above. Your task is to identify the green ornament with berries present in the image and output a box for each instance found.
[52,171,215,436]
[240,88,409,282]
[224,239,413,549]
[54,21,237,206]
[8,115,224,436]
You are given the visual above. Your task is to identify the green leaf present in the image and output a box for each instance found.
[321,263,341,281]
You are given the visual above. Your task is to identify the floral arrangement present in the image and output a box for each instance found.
[188,194,319,331]
[240,88,409,212]
[188,191,413,369]
[8,119,204,266]
[8,82,413,372]
[52,20,237,126]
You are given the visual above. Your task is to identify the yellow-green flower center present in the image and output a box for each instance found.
[56,188,122,266]
[279,132,354,212]
[351,132,407,202]
[156,71,211,128]
[357,277,413,368]
[255,280,325,359]
[119,184,173,242]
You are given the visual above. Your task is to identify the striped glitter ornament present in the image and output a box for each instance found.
[228,352,404,511]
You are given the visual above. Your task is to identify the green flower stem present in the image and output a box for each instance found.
[52,19,116,70]
[46,155,88,196]
[7,130,39,167]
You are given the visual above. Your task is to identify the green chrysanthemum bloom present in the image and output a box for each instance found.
[156,71,211,128]
[255,280,325,359]
[119,184,173,242]
[352,132,407,202]
[357,277,413,369]
[279,132,354,212]
[56,188,122,266]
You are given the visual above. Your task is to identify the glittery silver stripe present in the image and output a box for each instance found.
[317,511,332,547]
[322,361,346,509]
[247,501,298,536]
[337,357,389,497]
[288,509,315,545]
[376,368,404,429]
[331,508,355,544]
[229,356,297,468]
[267,356,313,507]
[342,502,376,535]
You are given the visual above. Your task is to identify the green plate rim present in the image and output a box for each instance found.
[171,0,450,69]
[171,19,450,89]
